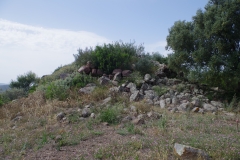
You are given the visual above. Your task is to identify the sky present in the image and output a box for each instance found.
[0,0,209,84]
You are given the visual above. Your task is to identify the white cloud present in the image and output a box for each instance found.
[0,19,110,83]
[145,41,171,57]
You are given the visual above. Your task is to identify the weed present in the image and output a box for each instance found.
[152,86,168,96]
[99,106,120,124]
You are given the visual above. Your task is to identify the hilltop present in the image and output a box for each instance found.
[0,55,239,159]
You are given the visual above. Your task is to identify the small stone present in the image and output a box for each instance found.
[131,118,145,125]
[82,108,91,117]
[56,112,66,121]
[160,99,166,108]
[55,135,62,142]
[121,116,134,123]
[130,106,137,112]
[90,113,95,118]
[192,107,199,113]
[144,74,151,82]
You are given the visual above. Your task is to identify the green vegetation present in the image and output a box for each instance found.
[99,106,120,124]
[10,71,39,93]
[166,0,240,97]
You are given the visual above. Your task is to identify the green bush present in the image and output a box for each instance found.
[1,88,26,102]
[135,57,155,76]
[99,106,120,124]
[74,41,144,74]
[45,80,69,101]
[10,71,39,92]
[151,52,168,64]
[70,72,96,88]
[152,86,168,96]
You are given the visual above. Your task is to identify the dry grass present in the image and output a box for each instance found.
[1,89,240,159]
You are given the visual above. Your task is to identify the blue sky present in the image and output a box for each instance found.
[0,0,209,83]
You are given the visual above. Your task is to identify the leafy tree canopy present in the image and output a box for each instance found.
[166,0,240,94]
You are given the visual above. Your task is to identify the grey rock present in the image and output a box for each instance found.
[82,108,91,117]
[130,105,137,112]
[144,90,156,100]
[144,74,151,82]
[177,102,193,112]
[90,113,95,118]
[98,76,110,85]
[121,115,134,123]
[130,91,140,102]
[210,101,223,108]
[126,82,137,93]
[165,98,172,105]
[56,112,66,121]
[113,72,122,82]
[111,80,119,86]
[191,99,201,107]
[174,143,210,160]
[203,103,217,112]
[160,99,166,108]
[131,117,145,125]
[192,107,200,113]
[172,97,179,105]
[101,97,111,105]
[79,86,96,94]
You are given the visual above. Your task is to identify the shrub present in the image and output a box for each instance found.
[70,72,96,88]
[152,86,168,96]
[135,57,155,76]
[151,52,168,64]
[45,80,69,101]
[74,41,145,74]
[10,71,39,92]
[99,106,120,124]
[0,88,26,102]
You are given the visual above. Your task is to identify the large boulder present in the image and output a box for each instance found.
[78,65,91,74]
[122,70,132,77]
[112,69,122,75]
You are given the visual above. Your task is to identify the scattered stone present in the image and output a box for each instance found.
[113,72,122,82]
[101,97,112,105]
[203,103,217,112]
[160,99,166,108]
[144,74,151,82]
[12,116,23,122]
[130,105,137,112]
[98,76,110,85]
[130,91,140,102]
[192,107,199,113]
[82,108,91,118]
[174,143,210,160]
[131,117,145,125]
[79,85,96,94]
[56,112,66,121]
[121,115,134,123]
[122,70,132,77]
[55,135,62,142]
[90,113,95,118]
[165,98,172,105]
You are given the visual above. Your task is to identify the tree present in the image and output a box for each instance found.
[166,0,240,94]
[10,71,39,92]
